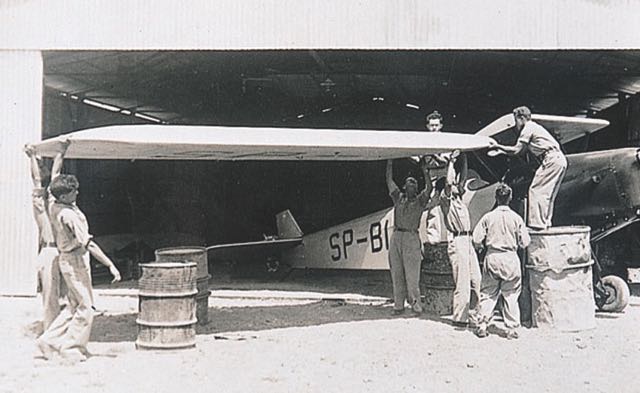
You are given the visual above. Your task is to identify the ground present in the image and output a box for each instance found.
[1,269,639,393]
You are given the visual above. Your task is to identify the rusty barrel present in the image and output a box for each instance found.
[155,246,211,324]
[527,226,595,332]
[136,262,197,350]
[421,242,454,315]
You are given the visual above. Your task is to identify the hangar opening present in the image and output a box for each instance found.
[39,50,640,281]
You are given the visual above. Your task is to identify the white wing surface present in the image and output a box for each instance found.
[33,124,494,161]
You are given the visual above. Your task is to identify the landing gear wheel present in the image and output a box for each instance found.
[598,275,630,312]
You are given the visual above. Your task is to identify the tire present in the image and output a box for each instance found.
[598,275,630,312]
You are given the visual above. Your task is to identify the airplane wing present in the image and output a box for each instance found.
[32,124,493,161]
[206,238,302,262]
[476,113,609,145]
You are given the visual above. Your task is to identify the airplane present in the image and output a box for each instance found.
[204,114,638,313]
[469,114,639,313]
[33,115,637,312]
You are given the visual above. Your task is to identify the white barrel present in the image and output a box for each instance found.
[527,226,595,332]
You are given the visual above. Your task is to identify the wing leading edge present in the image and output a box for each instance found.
[32,124,493,161]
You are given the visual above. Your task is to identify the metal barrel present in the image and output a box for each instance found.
[421,242,454,315]
[136,262,197,350]
[526,226,595,332]
[155,246,211,324]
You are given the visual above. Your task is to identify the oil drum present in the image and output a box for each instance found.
[136,262,197,349]
[527,226,595,331]
[155,246,211,324]
[421,242,454,315]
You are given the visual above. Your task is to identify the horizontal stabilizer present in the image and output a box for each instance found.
[206,238,302,263]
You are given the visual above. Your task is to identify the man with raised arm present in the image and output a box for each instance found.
[24,141,68,331]
[386,158,436,314]
[488,106,567,230]
[438,150,482,327]
[36,154,121,363]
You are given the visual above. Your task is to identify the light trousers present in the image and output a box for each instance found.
[37,247,63,330]
[448,235,481,323]
[477,251,522,329]
[39,250,94,356]
[528,151,567,229]
[388,231,422,310]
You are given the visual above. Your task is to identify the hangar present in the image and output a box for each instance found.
[1,1,640,294]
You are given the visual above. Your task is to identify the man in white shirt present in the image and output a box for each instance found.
[472,184,530,339]
[488,106,567,230]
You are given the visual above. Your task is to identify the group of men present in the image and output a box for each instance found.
[25,141,121,363]
[386,106,567,339]
[24,104,565,359]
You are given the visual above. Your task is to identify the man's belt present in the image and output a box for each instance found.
[42,242,57,248]
[538,148,561,160]
[395,227,418,233]
[451,230,471,237]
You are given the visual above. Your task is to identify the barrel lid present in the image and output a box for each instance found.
[139,262,197,268]
[155,246,206,255]
[529,225,591,236]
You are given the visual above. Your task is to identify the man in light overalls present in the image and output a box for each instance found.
[472,184,530,339]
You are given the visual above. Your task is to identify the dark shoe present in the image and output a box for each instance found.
[451,320,469,328]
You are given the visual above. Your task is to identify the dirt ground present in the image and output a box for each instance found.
[2,270,639,393]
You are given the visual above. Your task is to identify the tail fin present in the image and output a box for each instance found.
[276,210,304,239]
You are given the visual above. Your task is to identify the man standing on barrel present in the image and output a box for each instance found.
[488,106,567,230]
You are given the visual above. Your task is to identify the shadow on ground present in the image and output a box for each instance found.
[91,300,448,343]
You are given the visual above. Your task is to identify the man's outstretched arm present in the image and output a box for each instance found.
[489,139,526,156]
[24,145,42,188]
[50,139,70,181]
[87,241,121,283]
[386,160,397,193]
